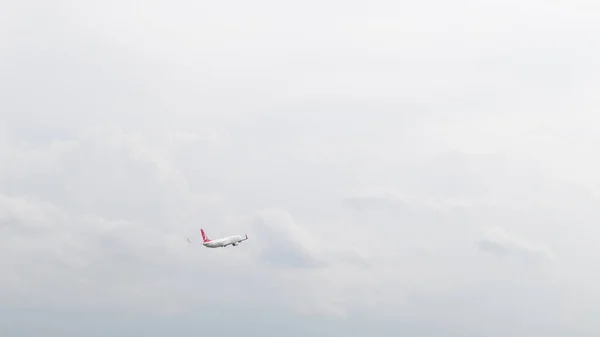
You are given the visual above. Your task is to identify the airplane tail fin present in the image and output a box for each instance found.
[200,229,211,243]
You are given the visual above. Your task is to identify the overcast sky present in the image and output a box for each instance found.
[2,0,600,336]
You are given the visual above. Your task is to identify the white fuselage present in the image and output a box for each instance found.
[203,235,247,248]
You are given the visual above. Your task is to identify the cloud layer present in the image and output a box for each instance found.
[4,0,600,336]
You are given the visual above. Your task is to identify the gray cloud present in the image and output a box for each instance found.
[250,208,328,269]
[477,226,555,263]
[477,239,510,255]
[3,0,600,335]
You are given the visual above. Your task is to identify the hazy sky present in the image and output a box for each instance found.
[3,0,600,336]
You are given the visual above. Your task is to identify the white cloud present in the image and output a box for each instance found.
[4,115,600,335]
[4,0,600,335]
[478,226,555,261]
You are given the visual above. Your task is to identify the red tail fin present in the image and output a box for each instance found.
[200,229,210,242]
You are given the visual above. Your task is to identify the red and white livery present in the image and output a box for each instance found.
[200,228,248,248]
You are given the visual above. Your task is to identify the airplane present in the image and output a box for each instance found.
[200,228,248,248]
